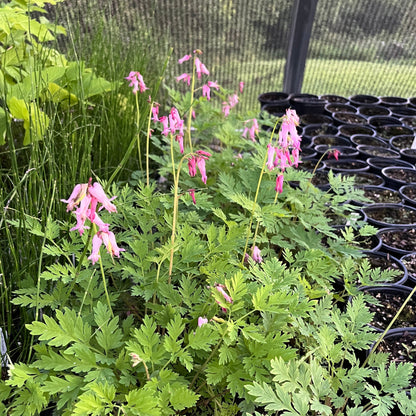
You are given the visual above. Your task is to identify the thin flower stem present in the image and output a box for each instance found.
[135,93,143,172]
[186,57,196,153]
[61,227,94,308]
[241,119,281,264]
[98,250,114,318]
[145,102,154,187]
[168,145,188,283]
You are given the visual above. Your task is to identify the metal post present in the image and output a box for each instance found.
[283,0,319,94]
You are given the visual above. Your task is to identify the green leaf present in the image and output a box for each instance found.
[169,386,199,411]
[125,389,161,416]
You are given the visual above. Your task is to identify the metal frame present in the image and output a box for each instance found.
[283,0,319,94]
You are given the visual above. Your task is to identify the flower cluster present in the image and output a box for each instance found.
[157,107,185,153]
[187,150,212,185]
[61,179,124,264]
[242,118,259,142]
[266,108,302,193]
[125,71,148,94]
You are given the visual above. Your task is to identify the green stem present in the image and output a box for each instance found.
[61,227,94,308]
[135,92,143,172]
[241,119,281,264]
[145,102,154,187]
[168,144,188,283]
[185,57,196,153]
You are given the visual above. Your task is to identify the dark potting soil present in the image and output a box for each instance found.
[380,229,416,252]
[385,169,416,183]
[366,206,416,225]
[402,255,416,279]
[363,188,401,204]
[365,291,416,330]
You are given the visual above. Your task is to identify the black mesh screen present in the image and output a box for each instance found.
[303,0,416,97]
[51,0,416,110]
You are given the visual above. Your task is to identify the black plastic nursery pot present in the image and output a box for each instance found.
[350,134,388,148]
[349,94,380,107]
[356,145,400,161]
[351,186,401,206]
[311,134,350,147]
[367,157,414,175]
[379,96,409,107]
[399,184,416,207]
[290,93,325,115]
[389,135,416,152]
[391,106,416,117]
[377,227,416,257]
[325,103,357,116]
[338,172,385,188]
[258,91,290,108]
[399,148,416,165]
[381,167,416,190]
[324,158,370,173]
[320,94,349,104]
[314,145,359,159]
[359,285,416,332]
[377,124,414,140]
[357,105,391,118]
[368,115,402,128]
[332,112,367,126]
[362,203,416,229]
[338,123,376,138]
[303,123,338,139]
[300,113,333,126]
[400,253,416,287]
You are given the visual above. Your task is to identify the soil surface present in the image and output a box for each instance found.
[362,188,401,204]
[365,290,416,330]
[365,205,416,225]
[379,228,416,253]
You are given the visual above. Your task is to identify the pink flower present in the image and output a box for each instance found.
[159,116,169,136]
[88,182,117,214]
[229,94,239,108]
[222,102,231,117]
[188,150,211,184]
[178,54,192,64]
[202,84,211,100]
[215,284,233,304]
[100,230,125,258]
[251,246,263,263]
[242,118,259,142]
[275,174,284,194]
[195,57,209,78]
[196,157,208,184]
[266,144,276,171]
[125,71,148,94]
[91,212,109,233]
[329,149,340,160]
[130,353,142,367]
[88,233,102,265]
[188,157,197,177]
[189,189,196,205]
[151,104,160,122]
[198,317,208,327]
[239,82,244,93]
[61,183,88,212]
[176,73,191,85]
[208,81,220,90]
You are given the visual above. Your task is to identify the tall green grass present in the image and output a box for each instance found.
[0,8,167,363]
